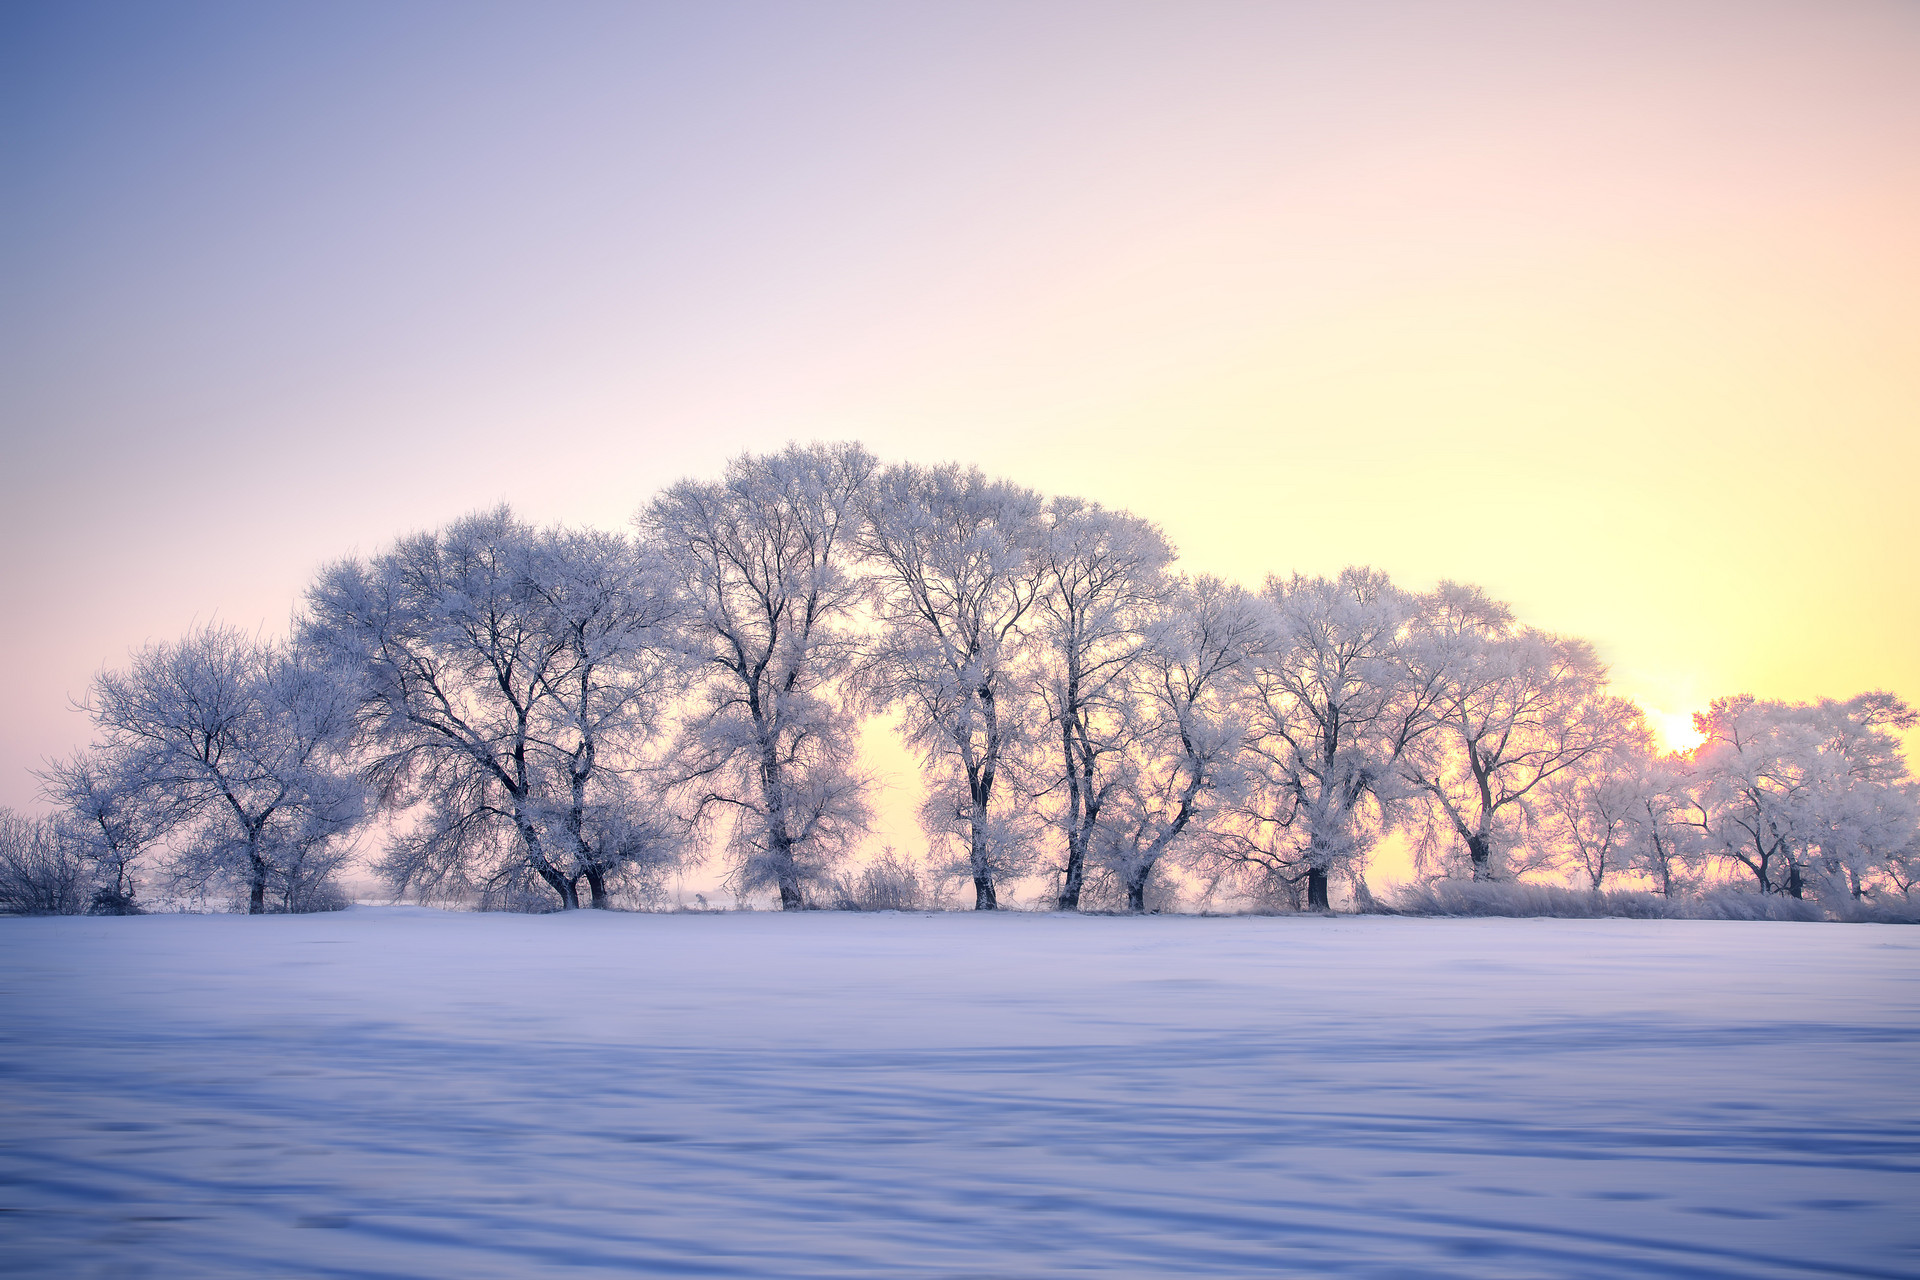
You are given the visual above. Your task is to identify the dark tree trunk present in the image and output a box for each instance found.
[968,793,998,910]
[1306,865,1330,911]
[1786,862,1804,900]
[1058,842,1086,911]
[248,848,267,915]
[534,861,580,909]
[1467,833,1493,881]
[1125,865,1149,914]
[584,868,611,910]
[764,825,802,905]
[518,813,579,909]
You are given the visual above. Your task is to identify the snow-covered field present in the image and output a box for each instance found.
[2,909,1915,1278]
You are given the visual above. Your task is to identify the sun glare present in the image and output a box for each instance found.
[1648,709,1705,755]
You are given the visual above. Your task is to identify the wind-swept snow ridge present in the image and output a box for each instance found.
[2,909,1915,1277]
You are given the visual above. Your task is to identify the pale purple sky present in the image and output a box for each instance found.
[5,0,1917,816]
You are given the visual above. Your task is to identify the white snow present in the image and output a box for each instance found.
[2,908,1915,1277]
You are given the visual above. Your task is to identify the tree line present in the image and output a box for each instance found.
[4,442,1916,916]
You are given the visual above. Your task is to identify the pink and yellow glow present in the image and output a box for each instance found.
[3,3,1915,876]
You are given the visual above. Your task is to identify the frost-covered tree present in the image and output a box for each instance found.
[1620,753,1704,897]
[81,624,366,913]
[1529,710,1657,889]
[1027,497,1176,910]
[1093,576,1261,912]
[305,509,682,909]
[1685,693,1919,900]
[1225,567,1436,910]
[644,443,876,909]
[859,463,1047,909]
[520,528,687,907]
[0,809,93,915]
[39,744,175,913]
[1400,584,1634,881]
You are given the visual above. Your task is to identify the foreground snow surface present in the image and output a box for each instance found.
[2,910,1916,1279]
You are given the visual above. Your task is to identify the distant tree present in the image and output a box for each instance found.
[1528,709,1658,889]
[305,510,682,909]
[1093,576,1262,912]
[1882,844,1920,900]
[1685,693,1919,899]
[644,443,876,909]
[0,809,93,915]
[81,624,366,913]
[1225,568,1436,910]
[39,745,174,913]
[1805,693,1920,902]
[1619,753,1704,897]
[859,463,1047,910]
[1026,497,1176,910]
[1400,584,1633,881]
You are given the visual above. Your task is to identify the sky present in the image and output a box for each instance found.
[3,1,1916,880]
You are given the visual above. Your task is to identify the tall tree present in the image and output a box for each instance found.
[305,509,682,909]
[521,527,686,908]
[1094,576,1261,912]
[1227,567,1436,910]
[1028,497,1175,910]
[859,463,1046,909]
[82,624,365,913]
[644,443,876,909]
[1400,584,1632,881]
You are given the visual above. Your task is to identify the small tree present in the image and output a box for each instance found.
[39,746,173,913]
[1610,753,1705,897]
[1529,712,1657,889]
[82,625,366,913]
[0,809,92,915]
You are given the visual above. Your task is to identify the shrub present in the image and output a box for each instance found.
[1681,889,1824,922]
[0,810,93,915]
[1381,879,1676,919]
[823,850,928,911]
[282,878,352,914]
[1376,878,1917,923]
[88,886,142,916]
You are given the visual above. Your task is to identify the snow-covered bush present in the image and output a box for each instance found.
[1382,879,1673,919]
[1680,889,1827,923]
[1831,897,1920,924]
[823,850,929,911]
[1376,878,1917,922]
